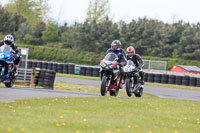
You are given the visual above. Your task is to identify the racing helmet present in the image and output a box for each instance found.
[4,35,14,45]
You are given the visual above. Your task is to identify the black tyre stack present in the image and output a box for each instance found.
[92,67,100,77]
[27,60,32,69]
[32,61,37,68]
[52,63,58,72]
[154,74,161,83]
[147,73,155,82]
[161,74,169,84]
[168,75,176,84]
[47,62,53,70]
[57,63,64,73]
[182,76,190,86]
[80,66,87,76]
[63,64,68,74]
[42,62,48,69]
[197,78,200,87]
[68,64,75,74]
[144,72,148,82]
[189,77,197,87]
[38,69,56,89]
[86,67,93,76]
[175,75,183,85]
[38,69,46,87]
[36,61,42,69]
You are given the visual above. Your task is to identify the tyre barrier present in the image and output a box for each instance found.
[197,78,200,87]
[68,64,75,74]
[92,68,100,77]
[189,77,197,87]
[80,66,86,76]
[42,62,48,69]
[32,61,37,67]
[161,74,168,84]
[175,75,183,85]
[47,62,53,70]
[154,74,161,83]
[36,61,42,68]
[168,75,176,84]
[86,67,93,76]
[52,63,58,72]
[63,64,68,74]
[18,60,200,87]
[57,63,64,73]
[147,73,155,82]
[37,69,56,89]
[27,61,32,69]
[182,76,190,86]
[144,73,148,82]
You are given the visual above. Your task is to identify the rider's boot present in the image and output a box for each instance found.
[13,65,18,77]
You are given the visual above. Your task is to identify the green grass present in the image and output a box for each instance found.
[54,81,101,94]
[56,73,100,80]
[1,81,200,133]
[56,73,200,91]
[0,96,200,133]
[54,81,156,97]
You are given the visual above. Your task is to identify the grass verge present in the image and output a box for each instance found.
[0,96,200,133]
[56,73,200,91]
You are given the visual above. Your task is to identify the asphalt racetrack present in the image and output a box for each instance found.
[0,77,200,102]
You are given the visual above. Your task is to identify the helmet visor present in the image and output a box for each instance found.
[112,46,118,51]
[5,40,12,45]
[128,52,134,57]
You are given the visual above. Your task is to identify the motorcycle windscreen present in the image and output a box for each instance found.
[0,44,12,53]
[127,60,134,66]
[104,53,118,62]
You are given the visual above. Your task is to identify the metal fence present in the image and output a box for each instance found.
[143,60,167,70]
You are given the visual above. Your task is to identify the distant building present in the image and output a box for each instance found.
[171,65,200,75]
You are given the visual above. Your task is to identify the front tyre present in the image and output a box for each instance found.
[100,76,108,96]
[125,78,133,97]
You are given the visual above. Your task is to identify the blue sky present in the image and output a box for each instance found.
[1,0,200,25]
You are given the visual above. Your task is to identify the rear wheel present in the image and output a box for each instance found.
[5,80,14,88]
[100,76,108,96]
[109,87,119,96]
[134,87,143,97]
[125,78,133,97]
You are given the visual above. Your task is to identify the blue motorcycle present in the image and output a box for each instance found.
[0,44,16,87]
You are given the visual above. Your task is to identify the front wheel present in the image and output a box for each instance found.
[100,76,108,96]
[125,78,133,97]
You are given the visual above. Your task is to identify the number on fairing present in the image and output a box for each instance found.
[124,66,132,72]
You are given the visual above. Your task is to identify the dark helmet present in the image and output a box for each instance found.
[4,35,14,45]
[126,46,135,58]
[111,40,121,51]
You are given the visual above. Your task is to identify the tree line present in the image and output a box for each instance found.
[0,4,199,61]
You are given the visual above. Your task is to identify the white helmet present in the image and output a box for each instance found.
[4,35,14,45]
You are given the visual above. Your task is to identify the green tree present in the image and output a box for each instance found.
[5,0,49,26]
[0,5,26,34]
[42,22,59,43]
[87,0,110,23]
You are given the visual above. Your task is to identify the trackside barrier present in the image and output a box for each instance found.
[16,67,56,89]
[19,60,200,87]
